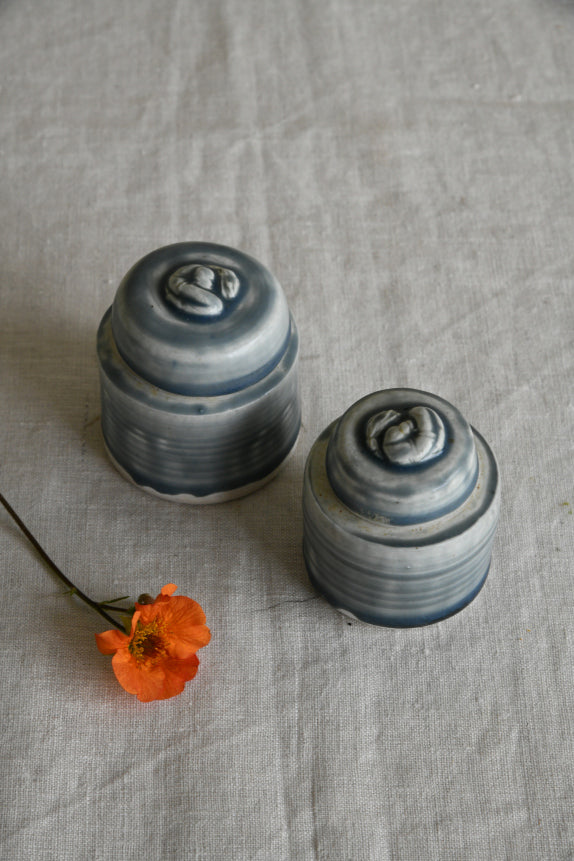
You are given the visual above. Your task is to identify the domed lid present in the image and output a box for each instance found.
[110,242,291,396]
[325,389,478,525]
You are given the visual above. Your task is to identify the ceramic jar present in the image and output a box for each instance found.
[97,242,300,502]
[303,388,500,626]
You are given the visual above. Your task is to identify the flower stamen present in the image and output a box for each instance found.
[128,619,168,665]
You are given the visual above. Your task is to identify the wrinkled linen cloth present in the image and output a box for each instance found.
[1,1,573,859]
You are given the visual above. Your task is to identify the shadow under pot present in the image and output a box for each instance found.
[97,242,300,502]
[303,388,500,627]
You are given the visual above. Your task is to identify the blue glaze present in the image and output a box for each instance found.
[306,562,490,627]
[97,243,300,501]
[303,389,500,628]
[110,242,291,397]
[326,389,478,525]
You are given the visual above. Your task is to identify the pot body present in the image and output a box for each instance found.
[97,243,300,502]
[303,390,500,626]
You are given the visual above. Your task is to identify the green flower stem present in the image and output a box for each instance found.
[99,603,135,613]
[0,491,126,631]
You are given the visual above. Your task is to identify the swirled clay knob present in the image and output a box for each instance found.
[366,406,445,465]
[165,264,240,317]
[97,242,300,502]
[303,389,500,627]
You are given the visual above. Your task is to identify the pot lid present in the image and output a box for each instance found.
[110,242,291,396]
[325,388,479,525]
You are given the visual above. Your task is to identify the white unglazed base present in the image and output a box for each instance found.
[104,434,298,504]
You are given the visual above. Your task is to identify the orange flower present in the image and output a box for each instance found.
[95,584,210,702]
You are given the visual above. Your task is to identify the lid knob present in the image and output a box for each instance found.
[165,264,240,318]
[366,405,446,466]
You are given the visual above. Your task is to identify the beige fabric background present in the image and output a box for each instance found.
[1,1,573,859]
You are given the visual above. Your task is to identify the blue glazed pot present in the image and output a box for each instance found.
[97,243,300,502]
[303,389,500,626]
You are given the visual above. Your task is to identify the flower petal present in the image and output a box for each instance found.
[160,584,177,597]
[162,654,201,685]
[139,595,211,659]
[95,628,129,655]
[137,584,177,610]
[111,649,200,702]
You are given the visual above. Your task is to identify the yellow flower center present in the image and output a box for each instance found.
[128,619,169,665]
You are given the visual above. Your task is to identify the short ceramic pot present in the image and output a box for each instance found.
[303,389,500,626]
[97,242,300,502]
